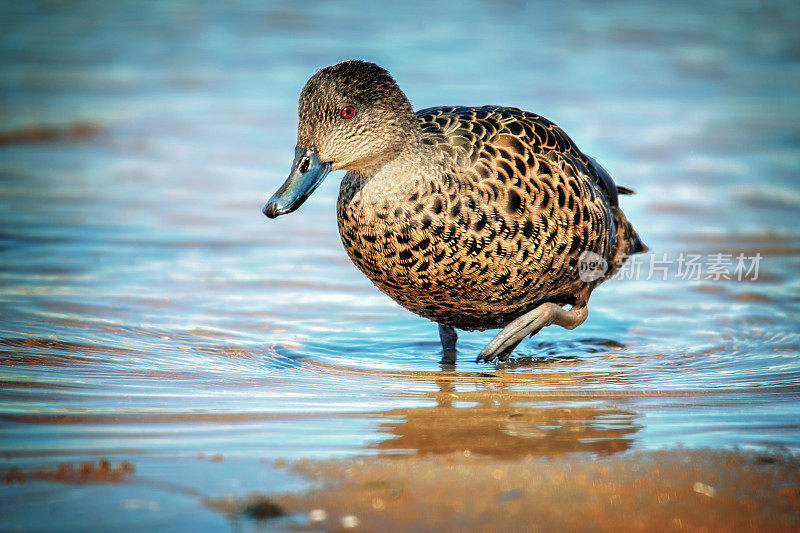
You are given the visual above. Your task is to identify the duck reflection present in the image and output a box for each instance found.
[371,373,641,458]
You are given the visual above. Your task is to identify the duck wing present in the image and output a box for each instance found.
[417,105,626,209]
[412,106,618,313]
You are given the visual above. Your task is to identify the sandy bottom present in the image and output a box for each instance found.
[208,449,800,532]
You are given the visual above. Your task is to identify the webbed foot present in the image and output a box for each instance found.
[477,304,588,363]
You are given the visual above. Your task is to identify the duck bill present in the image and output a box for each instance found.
[262,146,331,218]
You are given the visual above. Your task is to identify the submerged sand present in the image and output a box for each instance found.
[209,448,800,532]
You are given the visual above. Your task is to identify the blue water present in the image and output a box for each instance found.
[1,0,799,530]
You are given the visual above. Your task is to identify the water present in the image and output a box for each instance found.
[1,0,799,530]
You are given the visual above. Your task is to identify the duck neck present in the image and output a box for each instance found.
[350,136,425,202]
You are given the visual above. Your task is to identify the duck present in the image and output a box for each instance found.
[263,60,646,364]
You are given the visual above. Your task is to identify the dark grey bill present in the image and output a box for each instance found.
[262,146,332,218]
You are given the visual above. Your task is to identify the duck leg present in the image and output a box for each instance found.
[438,324,458,365]
[477,304,588,363]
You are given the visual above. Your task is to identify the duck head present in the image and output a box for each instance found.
[263,60,418,218]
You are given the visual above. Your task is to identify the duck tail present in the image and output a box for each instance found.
[629,229,648,254]
[582,155,648,261]
[605,207,648,280]
[614,186,647,254]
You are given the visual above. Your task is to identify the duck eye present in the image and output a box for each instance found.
[340,106,356,119]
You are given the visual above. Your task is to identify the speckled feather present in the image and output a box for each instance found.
[337,104,643,331]
[267,60,646,338]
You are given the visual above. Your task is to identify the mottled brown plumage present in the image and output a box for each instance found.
[264,60,646,363]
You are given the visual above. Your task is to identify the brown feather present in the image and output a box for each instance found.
[336,105,645,330]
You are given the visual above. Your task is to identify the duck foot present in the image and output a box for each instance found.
[476,304,588,363]
[438,324,458,364]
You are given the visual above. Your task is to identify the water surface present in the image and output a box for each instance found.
[1,0,799,530]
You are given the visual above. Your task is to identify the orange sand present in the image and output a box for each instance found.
[262,449,800,532]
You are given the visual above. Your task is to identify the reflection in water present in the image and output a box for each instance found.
[373,373,640,458]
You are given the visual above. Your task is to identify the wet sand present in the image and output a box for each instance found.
[5,447,798,532]
[264,449,800,532]
[0,122,98,145]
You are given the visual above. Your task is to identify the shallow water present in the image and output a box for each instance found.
[1,0,799,530]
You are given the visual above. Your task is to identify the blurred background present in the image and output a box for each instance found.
[1,0,799,530]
